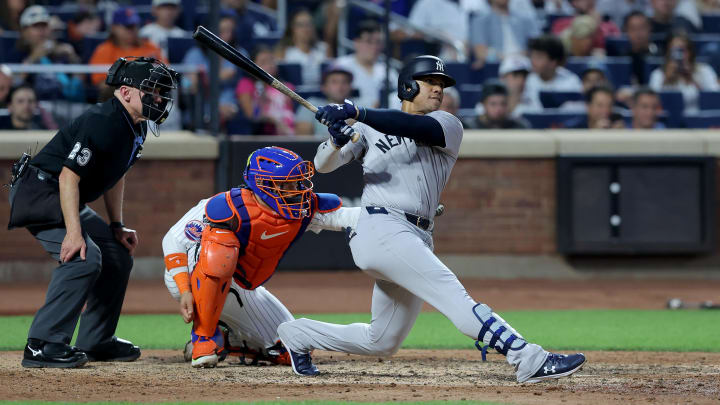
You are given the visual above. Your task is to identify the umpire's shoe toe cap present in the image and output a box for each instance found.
[83,337,141,362]
[525,352,586,383]
[21,340,88,368]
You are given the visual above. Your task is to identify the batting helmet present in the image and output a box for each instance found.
[243,146,315,220]
[397,55,456,101]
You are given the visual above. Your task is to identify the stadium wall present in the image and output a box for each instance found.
[2,130,720,282]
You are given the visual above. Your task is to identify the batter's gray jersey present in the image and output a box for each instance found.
[316,110,463,219]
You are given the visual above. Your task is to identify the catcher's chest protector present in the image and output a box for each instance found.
[227,188,312,289]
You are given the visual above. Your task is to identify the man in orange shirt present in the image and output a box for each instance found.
[89,7,166,87]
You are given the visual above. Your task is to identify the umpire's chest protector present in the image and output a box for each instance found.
[205,188,312,289]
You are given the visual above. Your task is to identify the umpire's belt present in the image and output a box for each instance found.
[365,206,432,231]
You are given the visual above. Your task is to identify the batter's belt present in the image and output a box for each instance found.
[365,206,432,231]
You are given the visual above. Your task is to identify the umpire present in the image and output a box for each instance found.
[7,57,178,368]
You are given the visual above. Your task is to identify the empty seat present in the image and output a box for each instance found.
[444,62,470,87]
[699,91,720,110]
[658,91,685,128]
[277,63,302,85]
[521,110,584,129]
[701,14,720,34]
[606,36,631,57]
[167,36,195,64]
[684,110,720,128]
[81,34,109,63]
[539,91,584,108]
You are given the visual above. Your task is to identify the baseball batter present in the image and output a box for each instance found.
[162,146,359,368]
[278,55,586,383]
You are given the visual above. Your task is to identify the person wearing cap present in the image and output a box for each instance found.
[471,81,529,129]
[89,7,166,88]
[7,57,178,369]
[497,54,534,117]
[296,64,354,136]
[469,0,540,69]
[139,0,189,56]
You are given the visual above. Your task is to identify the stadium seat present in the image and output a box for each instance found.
[458,85,482,109]
[445,63,470,87]
[167,36,195,64]
[0,32,20,62]
[469,62,499,84]
[658,91,685,128]
[565,57,632,87]
[539,91,584,109]
[684,110,720,128]
[277,63,302,86]
[699,91,720,110]
[81,34,109,64]
[521,110,584,129]
[606,37,631,57]
[643,56,663,81]
[701,14,720,34]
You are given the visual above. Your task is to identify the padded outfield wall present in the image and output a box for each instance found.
[2,130,720,282]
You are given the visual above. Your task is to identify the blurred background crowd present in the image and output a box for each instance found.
[2,0,720,135]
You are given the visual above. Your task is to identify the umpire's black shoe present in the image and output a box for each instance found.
[82,337,141,362]
[21,339,89,368]
[525,352,586,383]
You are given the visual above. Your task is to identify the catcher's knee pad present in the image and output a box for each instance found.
[472,303,527,361]
[192,227,240,337]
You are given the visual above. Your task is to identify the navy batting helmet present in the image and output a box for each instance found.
[397,55,456,101]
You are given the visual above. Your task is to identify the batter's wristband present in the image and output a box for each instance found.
[356,107,367,122]
[110,221,124,229]
[172,271,191,295]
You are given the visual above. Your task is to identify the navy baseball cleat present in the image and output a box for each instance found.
[525,352,586,383]
[21,339,88,368]
[281,340,319,376]
[81,337,141,362]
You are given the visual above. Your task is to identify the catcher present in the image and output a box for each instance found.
[162,146,359,367]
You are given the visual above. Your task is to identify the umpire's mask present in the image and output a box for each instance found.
[106,56,180,128]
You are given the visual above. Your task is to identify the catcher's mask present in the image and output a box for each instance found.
[244,146,315,220]
[106,56,180,134]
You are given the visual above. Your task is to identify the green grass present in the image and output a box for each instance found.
[2,310,719,352]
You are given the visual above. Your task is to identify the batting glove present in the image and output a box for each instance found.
[328,121,354,148]
[315,99,360,126]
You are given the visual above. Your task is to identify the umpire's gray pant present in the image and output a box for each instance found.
[27,206,133,350]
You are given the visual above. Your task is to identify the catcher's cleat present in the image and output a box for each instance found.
[184,340,227,363]
[190,327,225,368]
[524,352,586,383]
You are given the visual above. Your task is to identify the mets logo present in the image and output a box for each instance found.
[184,220,204,241]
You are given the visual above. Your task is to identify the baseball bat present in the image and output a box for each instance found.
[192,25,359,143]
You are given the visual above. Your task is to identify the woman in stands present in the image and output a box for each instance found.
[275,8,329,87]
[648,31,719,113]
[236,45,295,136]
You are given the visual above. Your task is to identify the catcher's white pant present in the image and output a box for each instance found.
[165,272,293,350]
[278,208,548,382]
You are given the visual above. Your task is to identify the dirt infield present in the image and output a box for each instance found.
[0,350,718,404]
[2,272,720,404]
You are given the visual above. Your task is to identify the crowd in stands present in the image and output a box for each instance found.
[3,0,720,133]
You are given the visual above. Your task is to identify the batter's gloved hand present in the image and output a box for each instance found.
[315,99,360,126]
[328,121,354,148]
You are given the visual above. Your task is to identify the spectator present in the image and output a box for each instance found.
[89,7,165,88]
[560,63,612,110]
[440,86,461,117]
[0,65,12,108]
[139,0,189,56]
[649,0,698,35]
[236,45,295,135]
[472,81,529,129]
[623,11,661,85]
[0,85,53,130]
[296,64,353,136]
[6,6,85,102]
[561,15,603,57]
[335,20,399,109]
[469,0,540,69]
[408,0,468,61]
[182,10,242,126]
[596,0,647,28]
[497,54,534,116]
[525,35,583,111]
[276,8,329,87]
[567,85,625,128]
[551,0,621,55]
[67,9,103,57]
[221,0,276,48]
[630,86,664,128]
[649,32,719,112]
[0,0,26,31]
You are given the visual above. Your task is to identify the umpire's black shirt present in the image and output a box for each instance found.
[31,97,146,205]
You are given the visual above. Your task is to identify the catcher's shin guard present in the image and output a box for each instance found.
[191,227,240,362]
